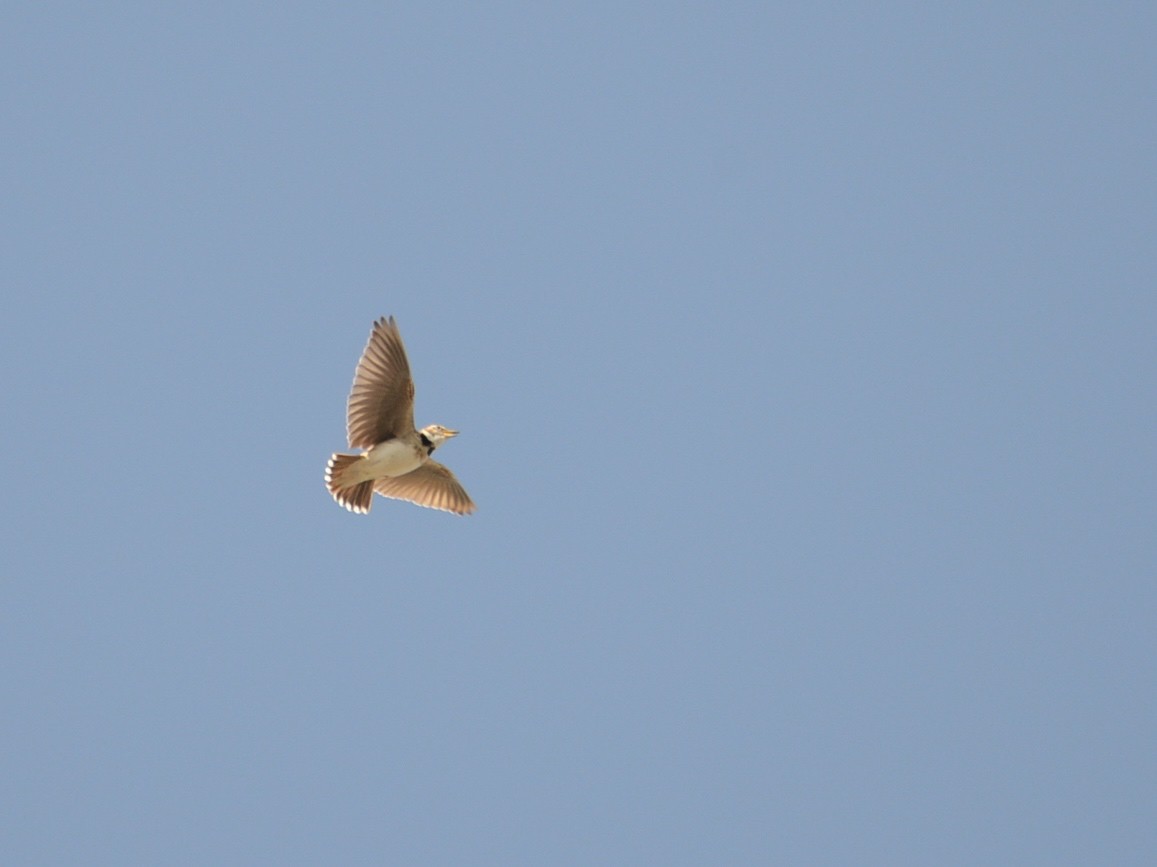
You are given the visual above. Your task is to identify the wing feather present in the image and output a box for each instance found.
[346,316,416,448]
[372,461,476,515]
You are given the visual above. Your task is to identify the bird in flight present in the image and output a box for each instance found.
[325,316,475,515]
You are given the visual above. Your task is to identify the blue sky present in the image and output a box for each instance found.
[2,3,1154,864]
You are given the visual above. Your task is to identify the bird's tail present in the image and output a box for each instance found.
[326,453,374,514]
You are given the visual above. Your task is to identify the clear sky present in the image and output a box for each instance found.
[2,4,1154,864]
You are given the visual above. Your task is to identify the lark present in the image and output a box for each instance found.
[325,316,475,515]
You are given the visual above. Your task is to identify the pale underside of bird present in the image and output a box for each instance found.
[325,316,475,516]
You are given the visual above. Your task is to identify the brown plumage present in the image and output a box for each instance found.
[325,317,475,516]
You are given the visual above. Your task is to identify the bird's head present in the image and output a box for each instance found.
[419,424,459,451]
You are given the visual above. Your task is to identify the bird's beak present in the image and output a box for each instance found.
[445,428,460,438]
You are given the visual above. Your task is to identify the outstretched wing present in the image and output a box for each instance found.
[372,461,476,515]
[347,316,416,448]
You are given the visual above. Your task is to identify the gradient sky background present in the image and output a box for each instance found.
[3,4,1155,864]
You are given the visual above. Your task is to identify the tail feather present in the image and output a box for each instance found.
[326,453,374,514]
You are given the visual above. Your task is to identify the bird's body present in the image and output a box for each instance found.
[325,317,475,515]
[336,437,426,485]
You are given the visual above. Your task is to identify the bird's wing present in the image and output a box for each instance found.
[347,316,416,449]
[372,461,476,515]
